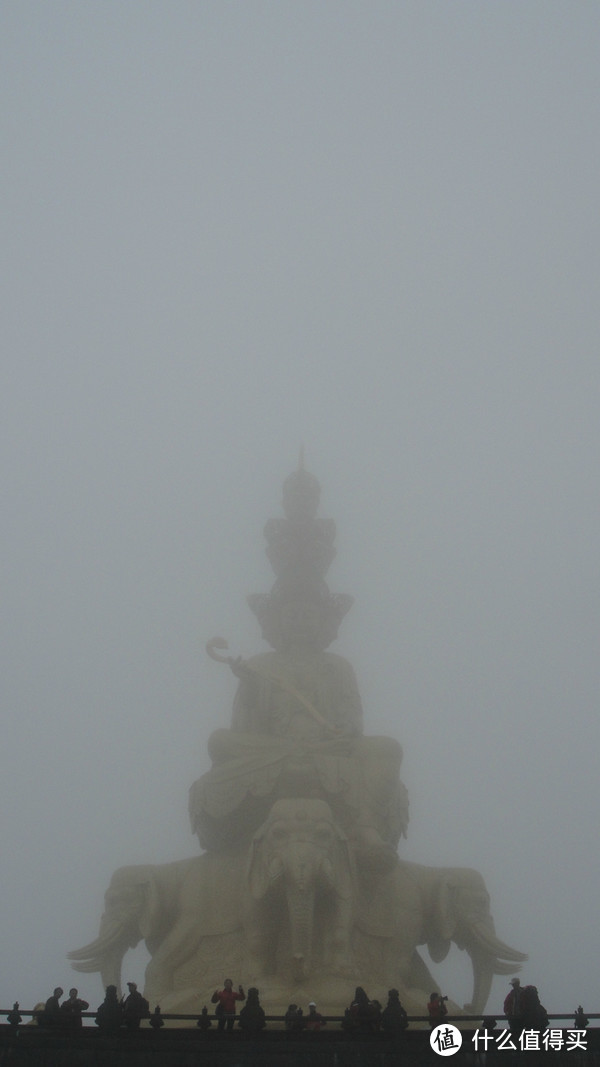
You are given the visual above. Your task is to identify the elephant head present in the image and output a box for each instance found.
[245,798,355,982]
[68,858,195,994]
[424,867,527,1013]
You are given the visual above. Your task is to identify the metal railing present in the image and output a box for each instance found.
[2,1008,599,1027]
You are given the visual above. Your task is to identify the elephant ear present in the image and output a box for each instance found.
[104,866,160,942]
[137,876,163,940]
[246,828,283,900]
[329,833,356,901]
[434,877,457,939]
[426,877,454,961]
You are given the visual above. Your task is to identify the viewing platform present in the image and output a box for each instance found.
[1,1011,598,1065]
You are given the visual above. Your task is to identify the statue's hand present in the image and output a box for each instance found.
[230,657,247,679]
[206,638,248,679]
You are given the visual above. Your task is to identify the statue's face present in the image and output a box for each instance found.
[279,600,322,651]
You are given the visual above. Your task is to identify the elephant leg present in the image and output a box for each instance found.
[407,949,438,993]
[144,918,203,1001]
[327,933,353,977]
[243,893,280,976]
[324,897,354,976]
[245,924,277,976]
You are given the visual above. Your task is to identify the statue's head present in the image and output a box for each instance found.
[278,597,324,652]
[248,583,353,652]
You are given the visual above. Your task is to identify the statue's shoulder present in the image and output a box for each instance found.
[319,650,360,681]
[244,651,281,671]
[321,650,355,668]
[248,650,279,662]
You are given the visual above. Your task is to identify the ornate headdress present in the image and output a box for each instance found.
[247,457,353,651]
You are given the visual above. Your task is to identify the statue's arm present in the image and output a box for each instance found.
[335,659,364,735]
[231,670,266,732]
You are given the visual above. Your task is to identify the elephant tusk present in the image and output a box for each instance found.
[71,959,105,974]
[68,918,140,964]
[493,961,524,976]
[468,921,528,963]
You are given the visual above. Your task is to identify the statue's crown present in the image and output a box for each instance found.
[247,459,353,651]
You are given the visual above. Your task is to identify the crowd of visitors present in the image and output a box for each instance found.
[37,987,90,1029]
[24,983,149,1032]
[5,976,588,1036]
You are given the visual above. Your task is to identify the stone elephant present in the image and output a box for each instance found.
[69,853,245,1003]
[419,863,527,1013]
[244,798,355,982]
[355,861,527,1014]
[70,814,525,1015]
[68,858,195,995]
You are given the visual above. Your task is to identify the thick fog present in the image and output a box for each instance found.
[2,2,599,1018]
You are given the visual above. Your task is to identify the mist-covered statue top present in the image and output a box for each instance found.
[189,460,407,868]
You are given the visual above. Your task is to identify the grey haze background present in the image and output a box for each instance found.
[2,1,599,1017]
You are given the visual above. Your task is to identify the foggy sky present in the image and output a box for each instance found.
[2,2,599,1017]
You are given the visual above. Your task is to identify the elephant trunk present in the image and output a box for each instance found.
[68,922,128,995]
[461,924,527,1014]
[464,945,495,1015]
[286,883,315,982]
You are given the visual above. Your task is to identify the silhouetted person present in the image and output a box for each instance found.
[7,1003,22,1028]
[42,987,63,1027]
[211,978,245,1031]
[238,987,266,1033]
[504,977,523,1033]
[520,985,548,1031]
[284,1004,305,1032]
[60,987,89,1029]
[344,987,380,1033]
[575,1006,589,1029]
[427,992,448,1028]
[197,1006,212,1031]
[95,985,123,1032]
[381,988,408,1034]
[121,981,149,1029]
[306,1001,326,1031]
[149,1005,164,1030]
